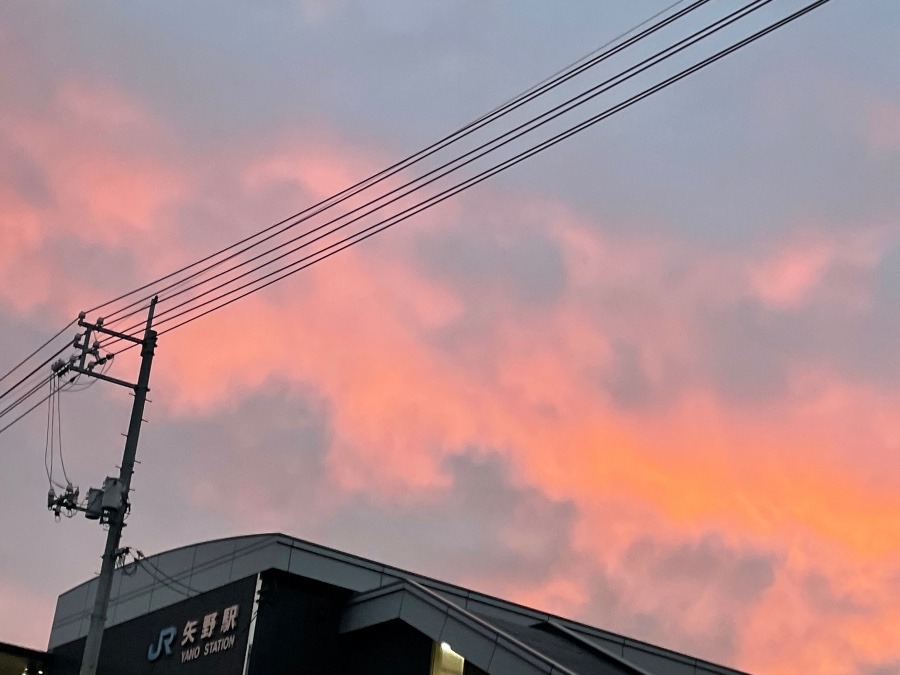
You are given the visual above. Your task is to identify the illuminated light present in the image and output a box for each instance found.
[433,641,464,675]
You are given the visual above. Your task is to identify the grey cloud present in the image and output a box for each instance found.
[157,399,581,592]
[1,2,899,667]
[862,661,900,675]
[310,451,579,587]
[875,243,900,304]
[164,383,333,517]
[416,217,567,308]
[602,341,687,412]
[700,300,799,404]
[692,267,900,404]
[584,533,778,666]
[0,137,53,209]
[802,571,870,617]
[623,534,777,606]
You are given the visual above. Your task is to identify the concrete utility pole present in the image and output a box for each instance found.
[48,297,159,675]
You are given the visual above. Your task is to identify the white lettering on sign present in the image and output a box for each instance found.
[182,619,198,646]
[221,604,238,633]
[147,601,242,664]
[181,645,201,663]
[201,611,218,639]
[203,634,236,656]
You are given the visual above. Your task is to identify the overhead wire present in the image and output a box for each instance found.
[0,326,76,445]
[0,378,61,436]
[56,376,71,485]
[95,0,761,347]
[88,0,710,327]
[481,0,689,120]
[103,0,809,342]
[0,319,76,385]
[0,0,834,435]
[135,551,197,596]
[153,0,833,336]
[35,359,110,487]
[0,306,105,432]
[5,355,104,431]
[0,343,70,403]
[0,331,104,433]
[0,362,80,435]
[44,377,63,490]
[0,372,54,420]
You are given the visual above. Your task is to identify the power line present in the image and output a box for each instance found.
[0,0,833,437]
[88,0,712,326]
[0,344,70,403]
[44,378,63,490]
[0,373,54,420]
[56,378,71,485]
[0,380,63,436]
[114,0,813,341]
[0,319,76,385]
[96,0,762,346]
[0,321,106,432]
[135,552,197,597]
[158,0,831,335]
[483,0,690,119]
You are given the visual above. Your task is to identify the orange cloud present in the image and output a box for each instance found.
[145,186,900,670]
[4,76,900,671]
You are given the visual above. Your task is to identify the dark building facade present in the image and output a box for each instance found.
[47,534,748,675]
[0,641,52,675]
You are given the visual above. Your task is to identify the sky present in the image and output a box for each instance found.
[1,1,899,673]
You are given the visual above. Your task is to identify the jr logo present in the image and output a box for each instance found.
[148,625,177,661]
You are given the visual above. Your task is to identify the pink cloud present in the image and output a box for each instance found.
[142,188,900,563]
[243,136,382,203]
[9,84,183,242]
[0,80,188,315]
[749,224,884,310]
[751,238,834,308]
[3,73,900,671]
[0,581,56,649]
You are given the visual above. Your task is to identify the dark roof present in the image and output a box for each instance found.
[342,579,652,674]
[50,532,749,675]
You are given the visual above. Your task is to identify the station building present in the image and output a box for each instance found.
[0,641,51,675]
[43,533,747,675]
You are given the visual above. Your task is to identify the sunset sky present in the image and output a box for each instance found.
[1,2,899,673]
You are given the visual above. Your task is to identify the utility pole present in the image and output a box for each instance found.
[47,297,159,675]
